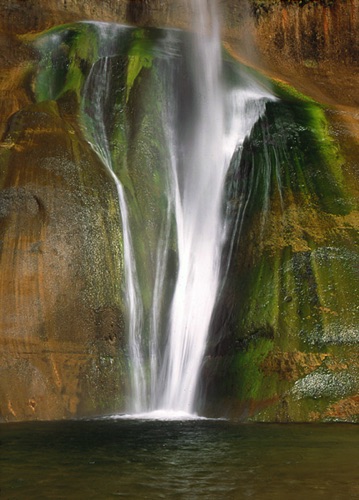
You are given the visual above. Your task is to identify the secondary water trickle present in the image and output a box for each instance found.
[77,3,273,416]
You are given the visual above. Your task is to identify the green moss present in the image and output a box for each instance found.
[224,59,351,218]
[208,58,357,419]
[209,236,358,419]
[34,24,100,103]
[237,98,350,218]
[233,252,314,350]
[309,246,359,346]
[231,338,277,401]
[271,79,319,104]
[126,54,151,101]
[126,30,154,102]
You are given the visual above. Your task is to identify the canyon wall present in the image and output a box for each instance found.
[0,0,358,421]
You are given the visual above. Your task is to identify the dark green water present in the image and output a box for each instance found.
[0,420,358,499]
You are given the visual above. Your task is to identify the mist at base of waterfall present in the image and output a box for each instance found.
[106,409,211,421]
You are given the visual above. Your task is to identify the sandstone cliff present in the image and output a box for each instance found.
[0,0,358,422]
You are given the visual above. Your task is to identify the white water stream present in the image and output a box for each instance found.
[156,0,271,413]
[81,25,147,413]
[81,1,273,417]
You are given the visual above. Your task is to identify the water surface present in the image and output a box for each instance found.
[1,420,358,499]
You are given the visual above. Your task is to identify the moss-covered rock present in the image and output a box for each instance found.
[202,80,359,422]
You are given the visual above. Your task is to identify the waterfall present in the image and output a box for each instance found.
[157,0,232,411]
[156,1,272,413]
[81,24,147,413]
[78,3,273,416]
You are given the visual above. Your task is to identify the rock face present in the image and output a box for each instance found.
[202,87,359,422]
[0,97,127,420]
[251,0,359,108]
[202,0,358,423]
[0,0,358,421]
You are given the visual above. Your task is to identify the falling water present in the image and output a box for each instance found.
[157,0,229,411]
[78,3,273,416]
[81,24,147,413]
[156,1,271,413]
